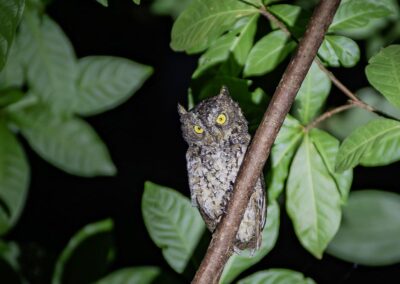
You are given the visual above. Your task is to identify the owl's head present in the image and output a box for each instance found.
[178,86,249,147]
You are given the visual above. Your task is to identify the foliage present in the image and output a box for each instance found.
[237,268,316,284]
[166,0,400,263]
[2,0,400,283]
[52,219,115,284]
[0,0,25,71]
[96,0,140,7]
[96,267,162,284]
[0,1,152,239]
[0,1,152,282]
[142,182,206,273]
[327,190,400,266]
[137,0,400,282]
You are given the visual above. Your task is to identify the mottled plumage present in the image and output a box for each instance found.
[178,86,266,252]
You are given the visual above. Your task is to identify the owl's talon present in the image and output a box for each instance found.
[233,246,242,255]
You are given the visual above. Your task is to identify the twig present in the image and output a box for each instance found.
[305,99,400,131]
[191,1,341,283]
[259,3,375,111]
[259,6,291,36]
[260,5,400,129]
[314,59,374,111]
[304,103,355,131]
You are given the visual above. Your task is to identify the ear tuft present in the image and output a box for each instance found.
[177,103,187,117]
[219,85,230,97]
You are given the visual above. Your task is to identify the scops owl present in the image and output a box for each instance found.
[178,86,266,252]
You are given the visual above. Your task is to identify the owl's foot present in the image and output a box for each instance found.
[233,245,242,255]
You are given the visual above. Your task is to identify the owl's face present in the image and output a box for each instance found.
[178,87,249,148]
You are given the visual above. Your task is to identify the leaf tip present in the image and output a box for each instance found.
[100,162,117,176]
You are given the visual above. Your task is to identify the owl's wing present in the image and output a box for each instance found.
[190,192,198,207]
[259,173,267,230]
[186,153,199,208]
[255,173,267,250]
[196,197,218,232]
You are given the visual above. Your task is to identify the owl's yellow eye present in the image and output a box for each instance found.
[216,113,227,125]
[193,125,204,134]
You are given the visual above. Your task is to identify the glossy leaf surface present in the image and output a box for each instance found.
[0,121,29,235]
[336,118,400,171]
[366,45,400,110]
[328,190,400,266]
[171,0,257,52]
[142,182,205,273]
[287,135,341,258]
[75,56,153,116]
[53,219,115,284]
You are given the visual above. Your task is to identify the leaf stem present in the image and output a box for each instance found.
[314,59,373,110]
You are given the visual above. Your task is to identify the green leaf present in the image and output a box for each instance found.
[52,219,115,284]
[360,126,400,167]
[0,240,20,271]
[0,240,22,283]
[142,181,205,273]
[132,0,140,4]
[267,4,309,38]
[237,268,316,284]
[244,30,295,77]
[267,115,303,201]
[287,135,341,258]
[328,190,400,266]
[0,120,29,236]
[334,0,397,40]
[323,87,400,140]
[170,0,258,52]
[0,38,24,89]
[293,61,331,124]
[0,0,24,71]
[96,267,161,284]
[75,56,152,116]
[96,0,108,7]
[0,89,24,109]
[151,0,193,19]
[310,129,353,204]
[318,35,360,68]
[11,104,116,177]
[336,118,400,171]
[192,15,258,78]
[366,45,400,110]
[220,201,280,284]
[329,0,391,34]
[20,12,78,110]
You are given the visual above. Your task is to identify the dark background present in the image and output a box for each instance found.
[6,0,400,283]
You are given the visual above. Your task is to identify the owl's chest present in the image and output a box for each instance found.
[187,145,247,219]
[191,146,244,182]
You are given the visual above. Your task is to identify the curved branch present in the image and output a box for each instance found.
[192,1,341,283]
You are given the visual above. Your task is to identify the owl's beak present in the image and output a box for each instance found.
[211,130,224,143]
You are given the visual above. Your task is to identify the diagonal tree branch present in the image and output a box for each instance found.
[192,1,341,283]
